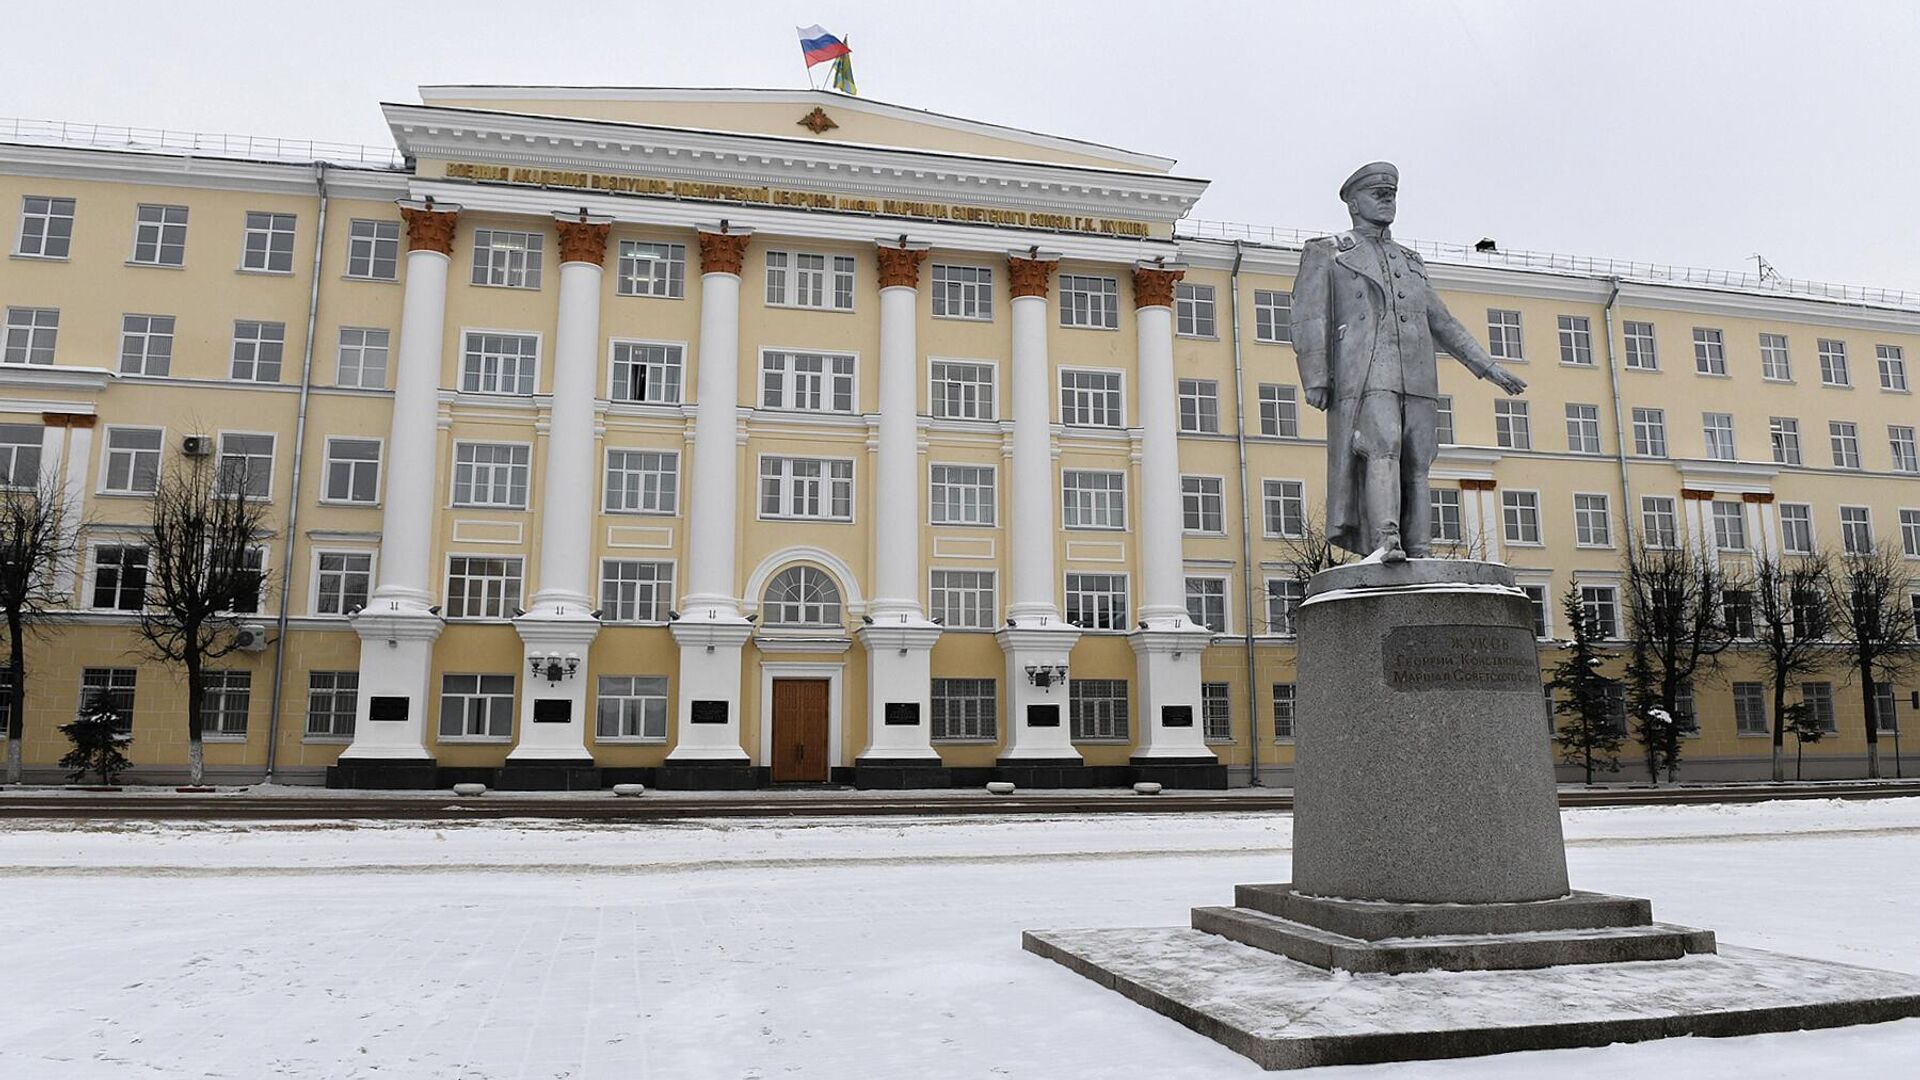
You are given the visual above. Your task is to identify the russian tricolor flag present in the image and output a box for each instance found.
[796,25,852,67]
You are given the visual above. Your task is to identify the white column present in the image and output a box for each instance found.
[1758,495,1782,559]
[858,242,942,767]
[1682,491,1717,568]
[43,418,90,598]
[668,227,755,765]
[1477,484,1505,562]
[1126,264,1213,764]
[509,214,611,766]
[343,200,456,766]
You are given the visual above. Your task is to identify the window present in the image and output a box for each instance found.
[1902,509,1920,558]
[600,560,674,623]
[1060,369,1123,426]
[930,569,996,628]
[1557,315,1593,365]
[337,328,390,389]
[763,565,842,625]
[1760,333,1792,381]
[102,427,163,494]
[931,264,992,320]
[1175,283,1216,337]
[1574,493,1612,547]
[119,314,175,376]
[1780,503,1815,555]
[16,195,75,258]
[1202,682,1233,742]
[930,464,995,526]
[1877,683,1900,734]
[1803,682,1836,732]
[1070,679,1129,740]
[1060,275,1119,329]
[1723,589,1756,638]
[1181,476,1224,533]
[1732,682,1767,735]
[1272,683,1297,741]
[1818,339,1850,387]
[345,219,400,280]
[1565,404,1601,454]
[1623,321,1658,370]
[1178,379,1220,433]
[201,670,251,737]
[1703,413,1736,461]
[1248,387,1296,444]
[460,331,537,395]
[3,307,58,365]
[229,320,286,382]
[1263,479,1305,538]
[610,341,683,404]
[80,668,137,733]
[759,457,854,520]
[216,433,274,499]
[1487,309,1523,360]
[90,544,148,610]
[0,424,42,488]
[314,552,372,615]
[617,241,685,298]
[131,204,188,266]
[929,360,995,420]
[761,350,855,412]
[1878,345,1909,392]
[1065,573,1128,630]
[445,556,523,619]
[1892,426,1919,473]
[1632,407,1667,457]
[1692,328,1727,375]
[1494,400,1531,449]
[1522,584,1550,638]
[1581,585,1619,639]
[1642,496,1679,549]
[305,672,358,738]
[452,443,530,508]
[1266,579,1304,636]
[240,211,296,272]
[603,450,679,514]
[1829,421,1861,469]
[1254,290,1292,344]
[1770,417,1803,465]
[1840,506,1873,554]
[596,676,669,740]
[765,251,856,310]
[1185,577,1226,633]
[471,229,543,289]
[323,438,381,503]
[1430,489,1462,543]
[1503,490,1542,545]
[1791,587,1830,643]
[932,678,997,740]
[1435,395,1455,444]
[1712,501,1747,551]
[439,674,516,739]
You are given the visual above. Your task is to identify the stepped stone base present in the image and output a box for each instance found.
[852,761,953,790]
[494,762,602,792]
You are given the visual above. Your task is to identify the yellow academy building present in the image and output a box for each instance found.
[1,87,1916,788]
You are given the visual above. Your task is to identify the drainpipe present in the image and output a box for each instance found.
[1599,278,1634,542]
[1227,240,1262,785]
[263,161,329,784]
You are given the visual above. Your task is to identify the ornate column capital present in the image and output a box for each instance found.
[399,198,460,256]
[1680,488,1716,502]
[1457,477,1498,492]
[1131,262,1186,309]
[1007,255,1059,299]
[876,243,929,289]
[697,228,754,276]
[553,212,613,266]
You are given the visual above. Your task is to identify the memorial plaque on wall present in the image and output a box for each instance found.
[532,699,572,723]
[1384,624,1539,693]
[1161,705,1194,728]
[884,702,921,726]
[368,696,409,722]
[690,699,730,725]
[1027,704,1061,727]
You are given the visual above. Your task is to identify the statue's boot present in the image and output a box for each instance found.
[1364,455,1407,562]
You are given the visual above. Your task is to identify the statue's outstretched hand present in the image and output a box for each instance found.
[1491,368,1527,396]
[1304,387,1330,411]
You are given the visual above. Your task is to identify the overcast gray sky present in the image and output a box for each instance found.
[9,1,1917,291]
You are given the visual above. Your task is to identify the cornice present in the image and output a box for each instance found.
[0,142,406,201]
[0,364,115,392]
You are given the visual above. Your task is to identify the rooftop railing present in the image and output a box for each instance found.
[0,117,404,170]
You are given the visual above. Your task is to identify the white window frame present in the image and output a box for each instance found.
[762,565,844,626]
[444,555,525,620]
[1622,321,1658,370]
[311,549,376,616]
[1877,344,1909,392]
[1502,489,1543,546]
[1265,578,1305,638]
[229,319,286,383]
[1642,495,1679,549]
[1692,327,1728,376]
[1519,582,1552,639]
[1069,678,1131,741]
[1253,290,1292,344]
[1580,584,1621,640]
[15,195,75,259]
[1272,683,1298,742]
[1258,384,1299,437]
[215,431,276,500]
[1178,378,1221,434]
[1263,478,1306,539]
[758,456,855,522]
[929,568,997,629]
[459,329,540,396]
[1892,425,1920,474]
[1830,421,1862,469]
[1760,333,1792,381]
[470,229,544,289]
[616,240,687,299]
[1181,475,1226,535]
[1064,572,1129,631]
[321,436,382,505]
[3,307,59,365]
[450,442,532,509]
[199,670,252,739]
[1487,309,1524,360]
[764,250,857,312]
[1780,503,1816,555]
[1175,282,1217,338]
[928,358,997,421]
[239,210,297,274]
[599,559,676,623]
[595,675,671,741]
[438,673,517,741]
[130,203,188,267]
[1732,682,1768,736]
[1840,506,1874,555]
[1565,403,1602,454]
[1703,412,1736,461]
[1818,339,1850,387]
[344,218,400,281]
[88,541,149,611]
[1899,508,1920,559]
[1185,575,1229,634]
[603,448,680,515]
[336,327,391,389]
[1431,488,1463,544]
[1494,399,1531,450]
[1058,367,1125,428]
[118,313,175,376]
[1557,315,1593,366]
[1202,681,1234,743]
[931,678,998,741]
[99,425,164,495]
[1059,274,1120,330]
[930,264,993,321]
[1573,492,1613,548]
[1712,501,1748,552]
[929,463,997,527]
[0,423,42,489]
[305,671,359,739]
[759,348,857,413]
[1770,417,1803,465]
[1062,469,1127,530]
[608,339,685,405]
[1632,407,1667,458]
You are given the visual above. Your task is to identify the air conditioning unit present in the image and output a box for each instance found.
[233,624,269,652]
[181,434,214,457]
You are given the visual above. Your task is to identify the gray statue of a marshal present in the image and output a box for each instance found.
[1293,162,1528,562]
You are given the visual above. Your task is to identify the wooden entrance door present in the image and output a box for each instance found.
[771,679,831,783]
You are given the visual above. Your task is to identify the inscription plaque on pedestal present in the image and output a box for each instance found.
[368,696,409,722]
[884,702,921,726]
[690,699,730,725]
[532,699,572,723]
[1384,624,1538,693]
[1161,705,1194,728]
[1027,704,1060,727]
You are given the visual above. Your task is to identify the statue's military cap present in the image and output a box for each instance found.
[1339,161,1399,201]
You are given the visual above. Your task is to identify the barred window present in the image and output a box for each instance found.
[930,569,996,629]
[1059,275,1119,329]
[1175,283,1216,337]
[1258,384,1299,437]
[930,464,996,526]
[460,331,538,395]
[1178,379,1220,433]
[610,341,683,404]
[1271,683,1296,741]
[617,241,686,298]
[1062,470,1126,529]
[1065,573,1128,630]
[932,678,997,740]
[931,264,993,321]
[305,672,358,738]
[439,674,516,739]
[345,219,400,280]
[762,350,856,412]
[1202,682,1233,742]
[445,556,523,619]
[1266,579,1304,637]
[929,360,995,420]
[201,670,252,737]
[1264,479,1305,538]
[1181,475,1224,533]
[119,314,175,376]
[452,443,530,508]
[759,457,854,520]
[80,668,137,733]
[314,552,372,615]
[1060,370,1123,427]
[471,229,543,289]
[229,320,287,382]
[601,560,674,623]
[1070,678,1129,740]
[1803,682,1836,732]
[1185,577,1226,633]
[604,450,679,514]
[596,676,669,740]
[1254,290,1292,344]
[240,211,297,273]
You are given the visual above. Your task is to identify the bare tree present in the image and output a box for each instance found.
[1620,540,1742,782]
[1828,544,1919,779]
[1751,552,1837,782]
[1,473,82,783]
[135,454,271,786]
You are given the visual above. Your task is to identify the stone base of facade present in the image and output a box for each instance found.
[991,760,1094,789]
[1130,757,1230,790]
[494,760,603,792]
[326,758,440,790]
[852,760,953,790]
[654,760,764,791]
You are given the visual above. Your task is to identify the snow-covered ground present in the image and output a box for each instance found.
[2,799,1917,1078]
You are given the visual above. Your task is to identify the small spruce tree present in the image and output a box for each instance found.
[59,691,133,786]
[1551,587,1624,784]
[1783,702,1826,782]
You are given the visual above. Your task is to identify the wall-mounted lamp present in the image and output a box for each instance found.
[1024,663,1068,688]
[530,653,581,684]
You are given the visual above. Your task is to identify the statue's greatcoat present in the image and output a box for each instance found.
[1292,229,1508,555]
